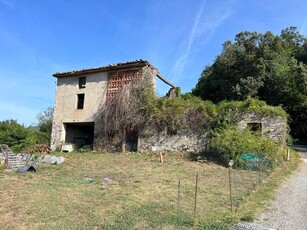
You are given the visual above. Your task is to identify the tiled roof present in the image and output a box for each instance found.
[53,59,155,77]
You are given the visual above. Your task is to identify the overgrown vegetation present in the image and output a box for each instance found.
[0,107,53,152]
[192,27,307,142]
[99,83,287,169]
[216,97,287,119]
[100,80,285,135]
[36,106,53,145]
[98,81,216,149]
[0,120,43,152]
[204,126,284,169]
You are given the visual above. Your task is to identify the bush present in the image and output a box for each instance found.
[0,120,47,152]
[217,97,287,118]
[203,126,284,169]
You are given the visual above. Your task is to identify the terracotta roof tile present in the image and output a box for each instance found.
[53,59,154,77]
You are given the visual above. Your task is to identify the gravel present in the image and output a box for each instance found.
[254,145,307,230]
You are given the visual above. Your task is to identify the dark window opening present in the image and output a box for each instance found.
[77,94,85,109]
[247,123,262,134]
[79,77,86,88]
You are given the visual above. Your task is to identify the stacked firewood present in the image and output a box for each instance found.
[21,144,51,154]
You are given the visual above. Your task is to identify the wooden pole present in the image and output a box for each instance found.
[258,157,261,184]
[159,152,164,163]
[228,167,233,212]
[286,148,290,161]
[193,173,199,225]
[177,180,181,214]
[5,148,9,169]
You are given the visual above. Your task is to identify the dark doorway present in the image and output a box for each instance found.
[125,128,138,152]
[64,122,94,148]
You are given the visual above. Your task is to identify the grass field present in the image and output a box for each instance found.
[0,151,299,229]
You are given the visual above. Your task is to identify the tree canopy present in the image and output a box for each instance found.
[192,27,307,141]
[0,120,40,152]
[37,106,53,145]
[0,107,54,152]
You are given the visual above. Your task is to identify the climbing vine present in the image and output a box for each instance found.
[97,80,287,153]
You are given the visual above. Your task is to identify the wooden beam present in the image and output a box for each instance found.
[156,73,176,88]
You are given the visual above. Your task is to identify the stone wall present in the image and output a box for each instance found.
[236,112,286,143]
[93,112,286,154]
[50,124,63,151]
[138,129,209,153]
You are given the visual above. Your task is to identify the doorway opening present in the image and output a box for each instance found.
[64,122,94,149]
[125,127,138,152]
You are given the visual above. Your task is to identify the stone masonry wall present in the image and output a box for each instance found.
[236,112,286,143]
[138,129,209,153]
[50,124,63,151]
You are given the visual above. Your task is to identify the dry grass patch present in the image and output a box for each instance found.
[0,151,298,229]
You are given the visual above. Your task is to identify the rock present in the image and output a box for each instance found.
[36,155,65,165]
[102,177,114,185]
[61,144,74,152]
[44,156,57,164]
[54,156,65,164]
[37,156,45,162]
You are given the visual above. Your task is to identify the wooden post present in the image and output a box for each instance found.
[159,152,164,163]
[258,157,261,184]
[228,166,233,212]
[286,148,290,161]
[122,129,126,152]
[177,180,181,214]
[193,173,199,225]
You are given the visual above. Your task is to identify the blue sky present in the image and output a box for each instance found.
[0,0,306,125]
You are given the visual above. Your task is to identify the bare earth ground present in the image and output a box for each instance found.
[255,145,307,230]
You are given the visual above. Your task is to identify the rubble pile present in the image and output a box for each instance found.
[21,144,51,154]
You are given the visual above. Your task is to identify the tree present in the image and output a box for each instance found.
[37,107,54,145]
[0,120,39,152]
[192,27,307,141]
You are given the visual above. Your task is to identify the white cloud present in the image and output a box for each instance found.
[300,14,307,35]
[170,0,234,82]
[170,0,207,81]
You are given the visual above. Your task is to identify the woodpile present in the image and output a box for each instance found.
[21,144,51,154]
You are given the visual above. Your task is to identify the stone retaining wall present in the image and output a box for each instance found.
[138,129,209,153]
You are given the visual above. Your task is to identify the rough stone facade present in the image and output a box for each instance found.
[236,112,286,143]
[138,130,209,152]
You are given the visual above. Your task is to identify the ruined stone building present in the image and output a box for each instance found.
[50,60,176,151]
[51,60,286,153]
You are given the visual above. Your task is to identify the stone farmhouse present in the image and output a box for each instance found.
[51,60,286,153]
[50,60,176,151]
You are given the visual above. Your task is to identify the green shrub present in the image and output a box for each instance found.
[217,97,287,118]
[203,126,284,169]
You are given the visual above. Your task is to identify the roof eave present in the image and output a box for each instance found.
[53,60,153,78]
